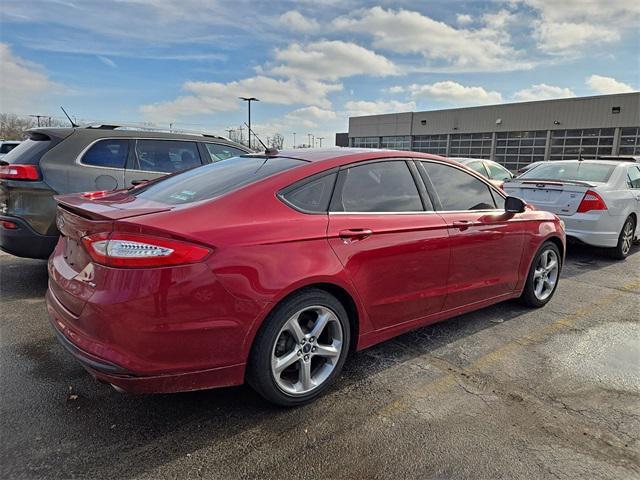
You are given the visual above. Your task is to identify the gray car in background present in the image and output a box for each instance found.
[0,125,250,258]
[504,159,640,259]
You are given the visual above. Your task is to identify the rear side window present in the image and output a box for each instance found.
[82,139,129,168]
[520,162,615,182]
[134,140,201,173]
[628,166,640,189]
[332,161,423,212]
[133,156,305,205]
[466,161,488,177]
[205,143,247,161]
[486,162,512,181]
[281,173,337,213]
[0,143,19,154]
[1,138,51,165]
[422,162,497,211]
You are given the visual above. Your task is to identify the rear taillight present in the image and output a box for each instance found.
[2,221,18,229]
[81,232,211,268]
[0,164,40,181]
[577,190,607,213]
[82,190,110,200]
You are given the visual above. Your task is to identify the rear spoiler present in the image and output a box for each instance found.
[55,192,171,220]
[510,179,596,188]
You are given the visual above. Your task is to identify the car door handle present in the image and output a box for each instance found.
[131,179,150,186]
[339,229,373,241]
[452,220,474,230]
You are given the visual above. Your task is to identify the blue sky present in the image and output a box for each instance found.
[1,0,638,146]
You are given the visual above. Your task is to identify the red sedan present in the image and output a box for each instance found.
[47,149,565,406]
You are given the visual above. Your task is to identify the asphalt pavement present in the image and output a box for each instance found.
[1,244,638,479]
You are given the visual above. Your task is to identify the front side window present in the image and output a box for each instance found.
[332,161,424,212]
[205,143,247,161]
[422,162,497,211]
[134,140,201,173]
[627,166,640,189]
[82,139,129,168]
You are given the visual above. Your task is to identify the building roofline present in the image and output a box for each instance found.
[349,92,640,119]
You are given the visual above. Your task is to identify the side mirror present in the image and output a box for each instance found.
[505,196,526,213]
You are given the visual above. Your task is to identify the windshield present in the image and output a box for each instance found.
[519,162,616,183]
[133,155,306,205]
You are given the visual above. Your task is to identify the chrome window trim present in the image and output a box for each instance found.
[76,137,247,173]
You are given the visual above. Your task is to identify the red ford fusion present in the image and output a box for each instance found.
[47,149,565,406]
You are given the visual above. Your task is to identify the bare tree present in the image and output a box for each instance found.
[1,113,67,140]
[270,133,284,149]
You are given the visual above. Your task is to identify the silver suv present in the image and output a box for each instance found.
[0,125,250,258]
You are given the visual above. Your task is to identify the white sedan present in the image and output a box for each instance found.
[504,160,640,259]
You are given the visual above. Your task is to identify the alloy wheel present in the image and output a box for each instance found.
[621,220,634,256]
[533,248,559,301]
[271,306,343,395]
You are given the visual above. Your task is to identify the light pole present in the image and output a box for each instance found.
[239,97,259,149]
[292,132,296,148]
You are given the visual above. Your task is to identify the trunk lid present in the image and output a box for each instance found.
[49,191,172,315]
[503,180,597,216]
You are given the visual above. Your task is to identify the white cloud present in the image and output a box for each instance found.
[269,40,399,81]
[0,43,58,113]
[97,55,117,68]
[521,0,640,53]
[407,81,503,105]
[586,75,635,94]
[140,76,341,121]
[344,100,416,117]
[279,11,319,32]
[512,83,575,102]
[332,7,532,72]
[456,14,473,26]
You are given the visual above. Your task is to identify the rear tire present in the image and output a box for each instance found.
[609,216,635,260]
[247,289,350,407]
[520,241,561,308]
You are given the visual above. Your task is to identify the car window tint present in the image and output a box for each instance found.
[205,143,247,161]
[519,162,615,182]
[628,166,640,189]
[334,161,423,212]
[466,161,487,176]
[422,162,497,211]
[82,139,129,168]
[1,138,50,165]
[282,173,336,213]
[134,140,201,173]
[133,156,304,205]
[0,143,19,154]
[486,162,512,181]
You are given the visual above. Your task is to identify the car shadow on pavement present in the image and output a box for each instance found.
[0,256,48,301]
[560,242,639,279]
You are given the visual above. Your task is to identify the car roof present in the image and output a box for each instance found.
[261,147,452,167]
[27,126,250,150]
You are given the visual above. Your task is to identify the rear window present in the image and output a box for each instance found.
[133,156,305,205]
[1,138,51,165]
[520,162,616,183]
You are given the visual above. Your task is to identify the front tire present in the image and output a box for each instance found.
[520,241,561,308]
[247,289,350,407]
[609,216,635,260]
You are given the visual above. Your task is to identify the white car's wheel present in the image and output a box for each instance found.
[610,216,636,260]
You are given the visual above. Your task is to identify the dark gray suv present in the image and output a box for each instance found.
[0,125,250,258]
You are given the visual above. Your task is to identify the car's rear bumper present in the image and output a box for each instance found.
[46,288,248,393]
[0,215,58,258]
[559,212,622,248]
